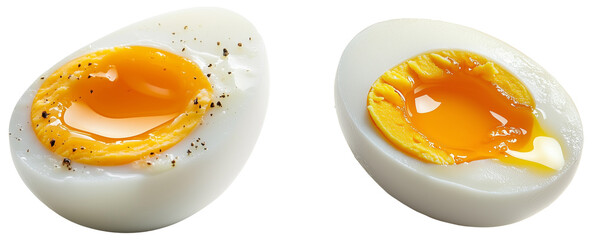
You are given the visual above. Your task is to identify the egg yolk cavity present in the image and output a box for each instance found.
[31,46,212,166]
[367,50,564,171]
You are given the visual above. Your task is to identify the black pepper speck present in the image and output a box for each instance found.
[62,158,72,170]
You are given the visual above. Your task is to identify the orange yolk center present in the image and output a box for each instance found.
[405,71,538,162]
[63,46,199,142]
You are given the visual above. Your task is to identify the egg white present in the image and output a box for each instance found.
[335,19,582,226]
[9,8,268,232]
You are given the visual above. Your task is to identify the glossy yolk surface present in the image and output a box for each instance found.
[64,47,200,141]
[367,50,563,170]
[406,70,537,162]
[31,46,212,166]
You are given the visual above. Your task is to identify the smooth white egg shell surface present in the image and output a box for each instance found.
[335,19,582,226]
[9,8,268,232]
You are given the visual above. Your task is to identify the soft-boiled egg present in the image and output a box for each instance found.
[335,19,582,226]
[9,8,268,232]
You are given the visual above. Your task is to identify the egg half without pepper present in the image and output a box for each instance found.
[335,19,583,226]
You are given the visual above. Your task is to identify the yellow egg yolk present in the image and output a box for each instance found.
[31,46,212,166]
[367,50,564,170]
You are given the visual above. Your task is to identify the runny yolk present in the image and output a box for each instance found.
[367,50,564,171]
[31,46,212,166]
[405,70,538,163]
[63,46,199,142]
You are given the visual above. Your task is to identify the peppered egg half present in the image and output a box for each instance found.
[9,8,268,232]
[335,19,582,226]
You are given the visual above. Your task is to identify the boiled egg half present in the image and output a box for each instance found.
[9,8,268,232]
[335,19,582,226]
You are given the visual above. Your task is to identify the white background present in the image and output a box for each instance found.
[1,0,591,239]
